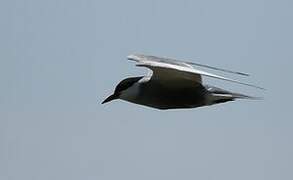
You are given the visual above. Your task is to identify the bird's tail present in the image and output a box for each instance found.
[205,85,262,105]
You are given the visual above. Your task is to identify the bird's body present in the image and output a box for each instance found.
[119,77,207,109]
[102,54,262,110]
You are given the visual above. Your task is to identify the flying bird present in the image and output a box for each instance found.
[102,54,263,110]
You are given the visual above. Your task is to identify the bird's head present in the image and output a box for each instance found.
[102,77,143,104]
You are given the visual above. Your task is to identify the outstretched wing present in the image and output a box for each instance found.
[127,54,264,90]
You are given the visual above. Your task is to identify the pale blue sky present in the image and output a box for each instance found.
[1,0,293,180]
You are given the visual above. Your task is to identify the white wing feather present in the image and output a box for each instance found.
[128,54,264,90]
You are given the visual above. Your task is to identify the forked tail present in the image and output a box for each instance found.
[205,85,262,105]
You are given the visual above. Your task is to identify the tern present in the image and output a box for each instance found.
[102,54,263,110]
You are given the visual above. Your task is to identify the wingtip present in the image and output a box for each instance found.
[232,93,264,100]
[254,86,266,91]
[237,72,250,77]
[243,96,264,100]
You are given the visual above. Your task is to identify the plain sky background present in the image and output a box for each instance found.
[1,0,293,179]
